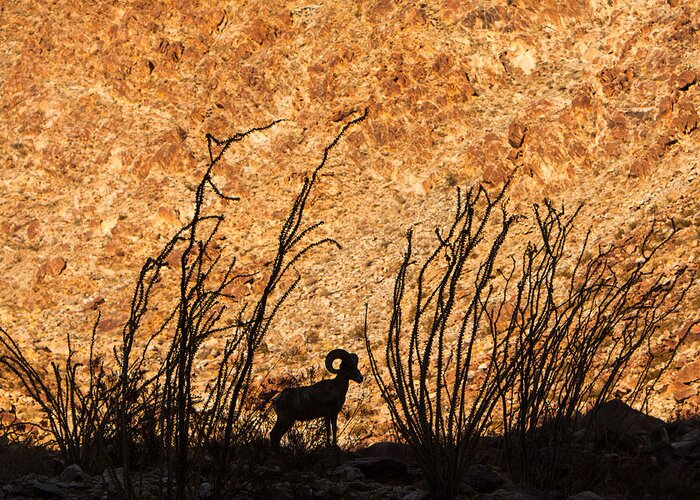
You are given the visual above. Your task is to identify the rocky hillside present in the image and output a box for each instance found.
[1,0,699,437]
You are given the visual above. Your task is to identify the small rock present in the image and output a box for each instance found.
[271,481,299,500]
[671,438,696,457]
[102,467,124,493]
[674,101,699,134]
[461,463,504,493]
[26,220,41,241]
[402,490,430,500]
[328,481,350,497]
[657,96,674,118]
[82,297,105,311]
[158,206,180,226]
[566,492,604,500]
[498,484,555,499]
[670,382,698,403]
[198,481,214,498]
[676,70,697,91]
[21,475,69,498]
[36,256,67,282]
[507,121,527,148]
[96,316,121,333]
[58,463,84,482]
[334,464,364,481]
[671,429,700,457]
[677,362,700,384]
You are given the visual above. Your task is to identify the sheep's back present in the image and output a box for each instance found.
[272,379,345,421]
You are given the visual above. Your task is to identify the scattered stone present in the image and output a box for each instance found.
[669,382,698,403]
[35,256,67,282]
[674,101,699,134]
[657,96,674,118]
[671,429,700,458]
[26,220,41,241]
[496,484,555,499]
[599,66,634,95]
[198,481,214,498]
[58,463,84,482]
[676,361,700,384]
[96,316,121,333]
[675,70,697,91]
[102,467,125,494]
[507,121,527,148]
[82,296,105,311]
[402,489,430,500]
[671,438,697,457]
[19,474,69,498]
[270,481,297,500]
[334,464,364,481]
[158,206,181,226]
[461,463,504,493]
[566,492,604,500]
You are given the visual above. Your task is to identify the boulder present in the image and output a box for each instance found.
[671,429,700,458]
[588,399,669,452]
[346,456,410,482]
[58,463,84,482]
[359,441,415,464]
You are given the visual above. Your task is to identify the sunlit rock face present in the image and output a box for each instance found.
[0,0,699,433]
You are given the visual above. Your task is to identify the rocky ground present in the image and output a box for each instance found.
[1,0,700,492]
[1,400,700,499]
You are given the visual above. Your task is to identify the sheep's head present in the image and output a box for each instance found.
[325,349,363,383]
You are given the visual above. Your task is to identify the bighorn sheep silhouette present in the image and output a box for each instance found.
[270,349,363,448]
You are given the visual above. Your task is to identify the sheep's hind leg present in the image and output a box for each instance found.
[271,418,293,448]
[330,414,338,447]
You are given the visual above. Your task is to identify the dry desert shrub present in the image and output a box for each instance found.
[0,110,368,500]
[365,182,696,498]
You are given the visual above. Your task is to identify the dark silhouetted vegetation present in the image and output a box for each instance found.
[364,182,696,499]
[1,110,698,499]
[0,110,368,499]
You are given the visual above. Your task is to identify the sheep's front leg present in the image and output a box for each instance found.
[271,418,293,448]
[324,417,331,447]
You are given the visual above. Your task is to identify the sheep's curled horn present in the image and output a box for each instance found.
[325,348,353,373]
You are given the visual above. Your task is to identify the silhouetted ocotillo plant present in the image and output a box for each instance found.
[0,314,112,473]
[0,109,368,500]
[489,203,697,489]
[365,179,518,499]
[147,110,368,499]
[366,187,696,499]
[209,110,368,495]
